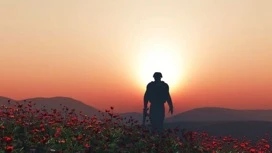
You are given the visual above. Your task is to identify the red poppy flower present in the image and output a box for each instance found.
[249,148,256,153]
[5,145,13,152]
[85,143,90,148]
[3,136,13,143]
[77,135,83,141]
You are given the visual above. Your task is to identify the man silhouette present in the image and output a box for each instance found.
[143,72,174,133]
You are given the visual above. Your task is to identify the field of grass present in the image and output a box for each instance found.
[0,100,271,153]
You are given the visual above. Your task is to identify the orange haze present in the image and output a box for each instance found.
[1,0,272,117]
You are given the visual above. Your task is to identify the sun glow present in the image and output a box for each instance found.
[136,41,184,92]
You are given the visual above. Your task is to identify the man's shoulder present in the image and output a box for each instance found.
[161,81,169,86]
[147,81,168,87]
[147,81,154,86]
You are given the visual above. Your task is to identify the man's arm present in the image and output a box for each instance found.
[166,84,173,114]
[143,84,150,109]
[143,84,150,126]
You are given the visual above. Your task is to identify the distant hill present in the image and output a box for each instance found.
[0,96,102,119]
[164,121,272,144]
[165,107,272,122]
[0,96,16,103]
[118,107,272,124]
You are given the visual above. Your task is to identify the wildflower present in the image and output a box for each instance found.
[85,125,93,129]
[54,128,62,137]
[249,148,256,153]
[264,144,270,149]
[40,137,48,144]
[240,143,246,148]
[48,121,55,125]
[41,127,45,132]
[3,136,13,143]
[5,145,13,153]
[76,135,82,141]
[58,139,66,144]
[85,143,90,148]
[71,117,78,122]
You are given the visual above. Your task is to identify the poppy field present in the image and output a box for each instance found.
[0,100,271,153]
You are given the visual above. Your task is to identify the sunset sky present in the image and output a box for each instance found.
[1,0,272,116]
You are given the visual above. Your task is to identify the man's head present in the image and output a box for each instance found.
[153,72,162,81]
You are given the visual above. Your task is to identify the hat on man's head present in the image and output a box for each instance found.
[153,72,163,78]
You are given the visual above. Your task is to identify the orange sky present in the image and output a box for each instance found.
[1,0,272,116]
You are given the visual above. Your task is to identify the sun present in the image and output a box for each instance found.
[135,42,184,92]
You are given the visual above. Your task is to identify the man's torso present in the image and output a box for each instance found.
[147,81,168,105]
